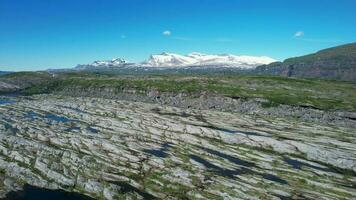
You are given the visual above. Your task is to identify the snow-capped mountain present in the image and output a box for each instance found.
[92,58,126,67]
[75,53,276,70]
[142,53,197,67]
[141,52,276,68]
[75,58,129,70]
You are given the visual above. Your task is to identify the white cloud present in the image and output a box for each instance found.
[294,31,304,37]
[163,30,172,36]
[293,31,342,43]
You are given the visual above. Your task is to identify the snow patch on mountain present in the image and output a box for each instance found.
[92,58,126,67]
[142,52,276,68]
[75,58,128,70]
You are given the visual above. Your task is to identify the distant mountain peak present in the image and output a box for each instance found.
[91,58,126,66]
[75,58,128,70]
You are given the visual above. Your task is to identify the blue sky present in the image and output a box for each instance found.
[1,0,356,71]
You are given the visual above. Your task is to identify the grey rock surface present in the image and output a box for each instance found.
[0,95,355,199]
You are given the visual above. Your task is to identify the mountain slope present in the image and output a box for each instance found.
[256,42,356,81]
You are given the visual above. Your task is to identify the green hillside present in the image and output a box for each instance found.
[284,42,356,67]
[256,42,356,81]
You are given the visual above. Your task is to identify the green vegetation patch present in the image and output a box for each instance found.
[16,72,356,111]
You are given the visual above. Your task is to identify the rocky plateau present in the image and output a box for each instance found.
[0,94,355,199]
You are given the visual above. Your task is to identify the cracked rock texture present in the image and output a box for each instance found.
[0,95,355,199]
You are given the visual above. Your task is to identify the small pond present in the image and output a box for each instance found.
[1,185,93,200]
[0,99,16,105]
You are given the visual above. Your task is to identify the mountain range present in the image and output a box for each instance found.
[141,52,276,68]
[65,42,356,81]
[75,52,276,70]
